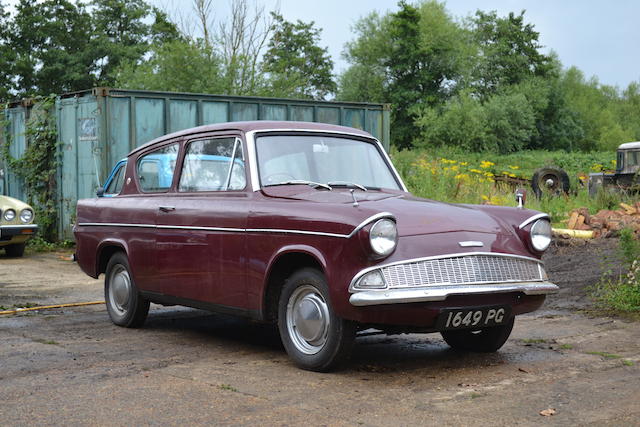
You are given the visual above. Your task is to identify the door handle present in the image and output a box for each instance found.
[159,206,176,212]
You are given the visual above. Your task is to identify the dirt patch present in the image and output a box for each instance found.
[543,237,625,311]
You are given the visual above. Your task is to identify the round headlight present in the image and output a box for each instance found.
[20,208,34,223]
[3,209,16,221]
[530,219,552,251]
[369,218,398,256]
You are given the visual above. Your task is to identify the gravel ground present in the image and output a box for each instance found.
[0,239,638,426]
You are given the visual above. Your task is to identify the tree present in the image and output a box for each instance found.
[115,39,225,94]
[469,10,555,98]
[216,0,274,95]
[337,11,391,103]
[261,13,336,99]
[386,0,467,148]
[9,0,95,96]
[0,2,13,100]
[90,0,181,86]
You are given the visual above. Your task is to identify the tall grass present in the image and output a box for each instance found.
[390,147,630,223]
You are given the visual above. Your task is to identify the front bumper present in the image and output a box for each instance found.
[349,281,559,306]
[0,224,39,241]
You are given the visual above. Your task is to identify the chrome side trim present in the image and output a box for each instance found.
[78,212,396,239]
[244,129,409,193]
[349,251,544,291]
[0,224,39,230]
[349,281,559,306]
[157,225,245,233]
[348,212,395,238]
[519,213,550,229]
[77,222,347,238]
[78,222,155,229]
[246,228,348,238]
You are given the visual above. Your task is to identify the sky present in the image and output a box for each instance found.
[4,0,640,89]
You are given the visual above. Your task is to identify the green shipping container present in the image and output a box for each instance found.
[1,88,391,240]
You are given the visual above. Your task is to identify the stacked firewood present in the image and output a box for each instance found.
[563,203,640,238]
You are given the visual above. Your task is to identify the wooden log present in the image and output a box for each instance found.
[567,211,579,229]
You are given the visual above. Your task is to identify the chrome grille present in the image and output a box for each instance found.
[381,255,543,289]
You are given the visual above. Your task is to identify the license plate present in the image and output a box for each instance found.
[436,306,511,331]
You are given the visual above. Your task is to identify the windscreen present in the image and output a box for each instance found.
[256,134,401,190]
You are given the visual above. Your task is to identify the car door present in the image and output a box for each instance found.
[154,133,250,310]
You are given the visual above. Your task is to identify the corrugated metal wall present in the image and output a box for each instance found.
[2,88,391,240]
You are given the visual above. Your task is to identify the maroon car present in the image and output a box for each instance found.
[74,121,558,371]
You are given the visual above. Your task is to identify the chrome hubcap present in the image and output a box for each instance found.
[286,285,330,355]
[109,265,131,316]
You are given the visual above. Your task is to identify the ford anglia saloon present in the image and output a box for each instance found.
[74,121,558,371]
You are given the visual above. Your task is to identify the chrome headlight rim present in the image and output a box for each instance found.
[369,218,398,257]
[530,219,552,252]
[19,208,34,224]
[3,209,16,221]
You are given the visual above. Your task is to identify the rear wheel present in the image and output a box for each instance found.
[105,252,149,328]
[278,268,356,372]
[5,242,26,257]
[441,317,514,352]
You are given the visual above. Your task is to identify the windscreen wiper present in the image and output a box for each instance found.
[265,180,333,191]
[327,181,368,191]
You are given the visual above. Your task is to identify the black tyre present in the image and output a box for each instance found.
[441,317,515,352]
[278,268,356,372]
[104,252,149,328]
[531,166,570,198]
[5,242,26,257]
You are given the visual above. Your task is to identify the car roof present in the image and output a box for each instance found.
[618,141,640,150]
[128,121,374,157]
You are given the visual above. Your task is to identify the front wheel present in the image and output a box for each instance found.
[105,252,149,328]
[278,268,356,372]
[441,317,515,352]
[5,242,26,257]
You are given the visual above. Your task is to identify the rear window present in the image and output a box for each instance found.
[137,144,179,192]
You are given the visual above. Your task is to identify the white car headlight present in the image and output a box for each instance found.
[369,218,397,257]
[20,208,34,223]
[4,209,16,221]
[530,219,552,251]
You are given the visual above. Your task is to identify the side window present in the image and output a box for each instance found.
[105,163,126,195]
[137,143,179,192]
[179,137,246,192]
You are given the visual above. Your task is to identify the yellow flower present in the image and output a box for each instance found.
[450,165,459,172]
[481,195,489,201]
[591,164,604,172]
[484,172,494,177]
[508,165,520,170]
[460,162,468,166]
[480,160,494,169]
[470,168,482,174]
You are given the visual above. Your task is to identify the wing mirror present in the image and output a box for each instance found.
[96,187,105,198]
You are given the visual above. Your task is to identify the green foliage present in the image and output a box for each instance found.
[386,1,466,149]
[390,146,622,222]
[469,10,555,98]
[115,40,225,94]
[261,13,336,99]
[340,2,639,153]
[1,97,58,241]
[592,260,640,313]
[337,12,390,103]
[1,0,181,98]
[619,228,640,267]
